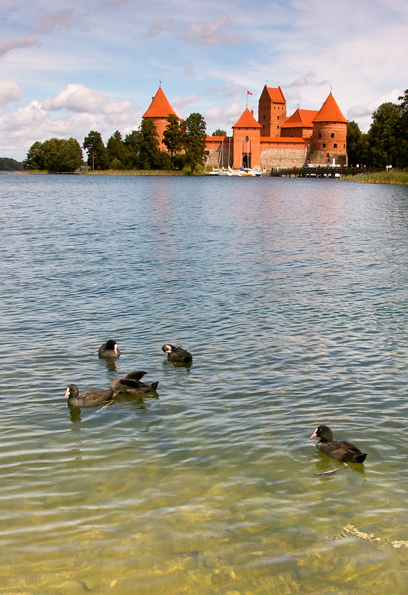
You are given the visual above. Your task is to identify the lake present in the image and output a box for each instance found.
[1,173,408,594]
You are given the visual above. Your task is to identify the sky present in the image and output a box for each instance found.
[1,0,407,161]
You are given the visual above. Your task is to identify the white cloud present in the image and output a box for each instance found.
[144,19,174,38]
[286,71,330,88]
[37,9,87,33]
[0,80,24,106]
[181,16,247,46]
[205,81,246,98]
[42,84,133,115]
[0,36,40,57]
[171,95,199,117]
[348,89,402,119]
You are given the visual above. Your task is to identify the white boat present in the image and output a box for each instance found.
[227,166,243,176]
[239,167,262,177]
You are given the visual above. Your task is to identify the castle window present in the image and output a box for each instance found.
[319,133,322,138]
[334,143,337,148]
[277,116,279,120]
[331,133,335,138]
[245,136,249,142]
[323,143,326,148]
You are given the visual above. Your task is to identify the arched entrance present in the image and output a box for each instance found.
[242,154,251,168]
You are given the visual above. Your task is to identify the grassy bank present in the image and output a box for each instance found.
[345,169,408,185]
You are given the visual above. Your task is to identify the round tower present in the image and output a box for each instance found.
[310,93,347,165]
[142,87,177,150]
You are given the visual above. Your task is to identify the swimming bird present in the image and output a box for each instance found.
[98,340,121,359]
[65,384,113,408]
[310,425,367,463]
[110,371,159,397]
[162,344,193,365]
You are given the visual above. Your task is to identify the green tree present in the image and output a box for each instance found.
[25,138,83,172]
[163,114,184,167]
[396,90,408,168]
[25,141,44,170]
[212,129,226,136]
[347,121,368,166]
[83,130,110,170]
[53,138,83,172]
[107,130,127,167]
[0,157,23,171]
[137,119,160,169]
[41,138,63,171]
[367,102,400,168]
[182,113,208,174]
[124,130,141,168]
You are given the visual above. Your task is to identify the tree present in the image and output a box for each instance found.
[182,113,208,173]
[25,141,44,170]
[163,114,184,167]
[0,157,23,171]
[107,130,127,167]
[83,130,110,170]
[53,138,83,172]
[24,138,83,172]
[396,90,408,168]
[347,121,368,166]
[212,129,226,136]
[137,119,160,169]
[367,102,400,168]
[124,130,141,168]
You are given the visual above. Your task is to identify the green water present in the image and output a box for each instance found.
[1,174,408,594]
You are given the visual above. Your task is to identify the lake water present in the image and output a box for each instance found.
[1,173,408,594]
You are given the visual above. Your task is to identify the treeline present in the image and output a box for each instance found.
[347,89,408,168]
[0,157,24,171]
[25,113,208,174]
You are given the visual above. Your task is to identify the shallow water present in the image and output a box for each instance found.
[1,173,408,594]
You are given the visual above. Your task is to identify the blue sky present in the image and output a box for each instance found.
[1,0,407,160]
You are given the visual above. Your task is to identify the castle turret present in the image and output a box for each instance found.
[258,85,286,137]
[232,108,261,168]
[142,87,177,150]
[310,93,347,165]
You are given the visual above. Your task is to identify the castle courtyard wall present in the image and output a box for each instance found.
[260,143,308,170]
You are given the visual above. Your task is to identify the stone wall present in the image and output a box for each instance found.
[308,150,347,166]
[260,146,308,170]
[205,144,233,168]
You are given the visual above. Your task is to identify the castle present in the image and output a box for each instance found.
[142,85,348,170]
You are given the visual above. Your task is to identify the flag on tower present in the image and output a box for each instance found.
[247,90,253,95]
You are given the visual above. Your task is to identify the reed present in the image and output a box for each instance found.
[346,169,408,185]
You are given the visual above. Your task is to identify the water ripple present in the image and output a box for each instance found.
[1,175,408,593]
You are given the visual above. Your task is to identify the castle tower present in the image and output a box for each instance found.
[142,86,178,150]
[310,93,348,165]
[280,109,318,139]
[258,85,286,137]
[232,108,261,168]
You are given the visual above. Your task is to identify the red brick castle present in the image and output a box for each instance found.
[143,85,348,170]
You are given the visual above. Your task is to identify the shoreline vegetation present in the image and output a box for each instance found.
[343,169,408,185]
[12,168,408,184]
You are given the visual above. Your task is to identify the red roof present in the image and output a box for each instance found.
[259,85,285,104]
[313,93,347,123]
[232,108,262,129]
[265,85,285,104]
[281,109,318,129]
[143,87,177,119]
